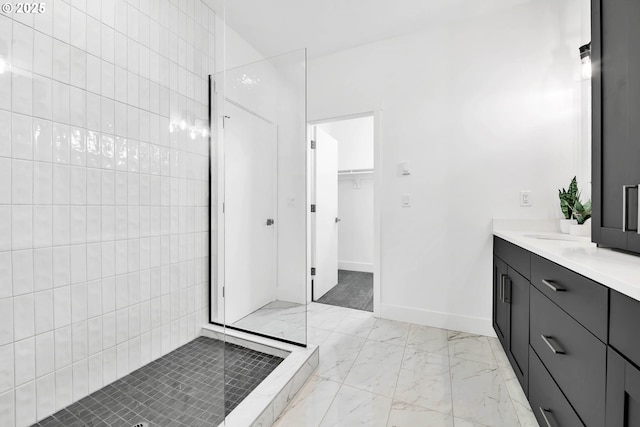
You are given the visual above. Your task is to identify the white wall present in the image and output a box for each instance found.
[0,2,214,426]
[308,0,588,335]
[321,116,374,171]
[319,117,375,272]
[337,176,374,272]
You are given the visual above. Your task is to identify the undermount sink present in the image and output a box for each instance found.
[524,233,590,242]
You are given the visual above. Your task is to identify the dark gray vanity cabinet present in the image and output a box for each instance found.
[607,290,640,427]
[592,0,640,253]
[493,237,530,395]
[606,348,640,427]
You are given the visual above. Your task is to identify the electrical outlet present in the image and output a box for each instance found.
[520,190,532,207]
[402,194,411,207]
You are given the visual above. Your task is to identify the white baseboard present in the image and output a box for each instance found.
[379,303,496,337]
[338,261,374,273]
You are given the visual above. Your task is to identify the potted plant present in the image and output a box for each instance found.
[570,197,592,236]
[558,177,579,233]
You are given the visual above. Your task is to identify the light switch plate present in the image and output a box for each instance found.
[402,193,411,207]
[520,190,532,207]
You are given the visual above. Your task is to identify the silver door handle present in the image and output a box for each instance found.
[266,219,275,226]
[335,217,341,223]
[541,335,565,354]
[623,185,638,231]
[539,407,554,427]
[541,279,565,292]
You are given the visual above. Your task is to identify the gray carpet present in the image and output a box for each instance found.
[316,270,373,312]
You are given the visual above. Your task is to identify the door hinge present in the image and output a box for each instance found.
[311,140,316,149]
[311,268,316,276]
[310,204,316,213]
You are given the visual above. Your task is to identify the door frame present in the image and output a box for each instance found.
[307,111,382,317]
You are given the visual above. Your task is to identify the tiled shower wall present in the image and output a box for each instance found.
[0,0,214,425]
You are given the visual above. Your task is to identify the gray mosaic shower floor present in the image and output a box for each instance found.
[32,337,284,427]
[316,270,373,312]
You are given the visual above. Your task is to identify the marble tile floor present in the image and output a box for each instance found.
[274,302,538,427]
[232,300,307,344]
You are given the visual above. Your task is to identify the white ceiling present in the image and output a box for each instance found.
[208,0,531,59]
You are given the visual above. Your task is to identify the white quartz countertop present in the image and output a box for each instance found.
[494,228,640,302]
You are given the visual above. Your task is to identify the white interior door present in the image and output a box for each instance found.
[314,127,339,299]
[224,101,277,324]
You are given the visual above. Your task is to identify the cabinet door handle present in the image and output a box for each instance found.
[500,274,505,302]
[623,185,638,232]
[503,276,511,304]
[539,407,554,427]
[541,279,565,292]
[541,335,565,354]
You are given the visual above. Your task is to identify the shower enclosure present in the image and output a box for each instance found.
[210,49,308,346]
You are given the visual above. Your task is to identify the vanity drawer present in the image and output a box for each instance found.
[494,237,530,279]
[529,348,584,427]
[530,286,607,427]
[610,290,640,368]
[531,254,608,341]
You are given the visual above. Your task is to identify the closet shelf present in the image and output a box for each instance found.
[338,169,374,175]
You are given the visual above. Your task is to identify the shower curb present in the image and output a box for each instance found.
[201,325,319,427]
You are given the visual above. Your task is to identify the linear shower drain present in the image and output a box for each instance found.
[132,423,149,427]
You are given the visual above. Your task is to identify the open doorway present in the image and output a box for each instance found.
[310,114,375,312]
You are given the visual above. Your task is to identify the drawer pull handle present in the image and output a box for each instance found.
[539,407,554,427]
[541,335,565,354]
[541,279,565,292]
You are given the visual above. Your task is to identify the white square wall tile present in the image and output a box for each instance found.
[70,128,86,167]
[33,75,53,120]
[52,122,70,164]
[15,381,36,427]
[87,279,102,318]
[34,290,54,335]
[52,245,70,287]
[0,344,14,394]
[0,390,15,427]
[14,337,35,386]
[87,317,102,356]
[54,325,72,370]
[88,354,102,393]
[11,114,33,160]
[0,299,13,345]
[87,206,102,243]
[33,249,53,292]
[12,206,33,250]
[33,162,53,204]
[35,332,54,377]
[70,47,87,89]
[73,360,89,400]
[0,157,9,204]
[71,281,87,323]
[72,321,87,362]
[12,22,33,71]
[52,81,70,124]
[70,166,87,204]
[33,31,53,78]
[53,0,71,43]
[0,110,10,157]
[12,249,34,296]
[52,164,70,204]
[36,374,55,420]
[83,241,100,280]
[33,205,53,248]
[0,207,9,252]
[55,366,73,411]
[52,39,70,83]
[0,252,10,299]
[54,287,72,329]
[53,206,70,246]
[12,159,33,204]
[69,207,87,245]
[70,7,87,50]
[13,294,35,341]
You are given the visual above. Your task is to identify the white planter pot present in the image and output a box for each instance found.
[569,223,590,237]
[560,219,577,234]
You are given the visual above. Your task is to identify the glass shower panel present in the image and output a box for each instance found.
[218,49,307,346]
